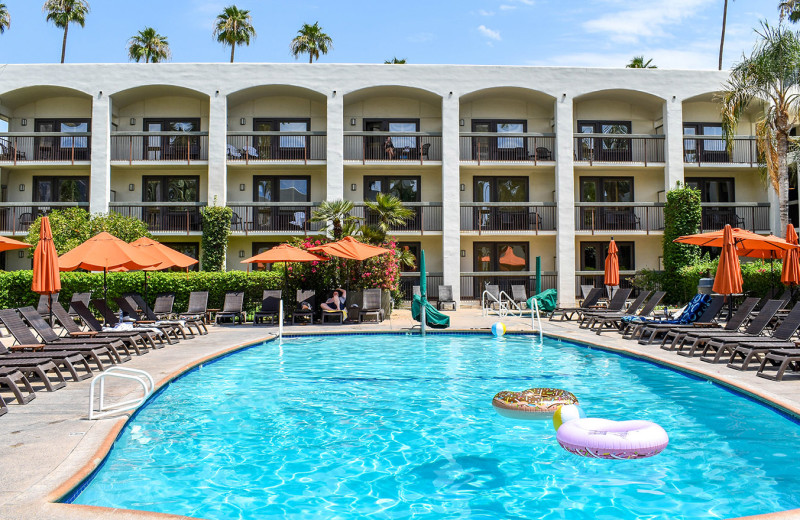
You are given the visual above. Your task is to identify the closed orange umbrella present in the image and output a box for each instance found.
[32,216,60,324]
[604,239,619,287]
[782,225,800,287]
[0,235,32,253]
[713,224,744,296]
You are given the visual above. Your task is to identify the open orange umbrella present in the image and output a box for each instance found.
[604,239,620,287]
[674,227,799,254]
[127,237,200,302]
[782,225,800,287]
[242,243,325,292]
[308,236,390,261]
[59,231,159,301]
[713,225,744,317]
[31,216,60,324]
[0,235,32,253]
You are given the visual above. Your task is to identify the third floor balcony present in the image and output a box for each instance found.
[573,134,664,166]
[683,136,757,166]
[0,132,92,165]
[226,132,327,164]
[459,134,555,165]
[460,202,557,234]
[343,132,442,164]
[111,132,209,164]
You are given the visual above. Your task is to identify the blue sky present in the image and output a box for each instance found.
[0,0,783,69]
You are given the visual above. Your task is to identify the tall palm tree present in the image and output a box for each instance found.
[385,57,406,64]
[213,5,256,63]
[43,0,90,63]
[720,22,800,232]
[0,4,10,34]
[626,56,656,68]
[719,0,734,70]
[290,22,332,63]
[311,199,360,239]
[780,0,800,23]
[127,27,171,63]
[363,193,414,242]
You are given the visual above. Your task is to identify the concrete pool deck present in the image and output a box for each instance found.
[1,309,800,520]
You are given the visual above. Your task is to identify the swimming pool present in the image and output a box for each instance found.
[67,333,800,519]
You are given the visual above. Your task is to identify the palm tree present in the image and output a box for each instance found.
[363,193,414,242]
[43,0,90,63]
[626,56,656,68]
[385,57,406,64]
[0,4,10,34]
[290,22,332,63]
[311,200,360,239]
[720,22,800,232]
[213,5,256,63]
[128,27,171,63]
[719,0,734,70]
[780,0,800,22]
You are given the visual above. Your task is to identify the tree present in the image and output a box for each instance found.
[310,199,360,240]
[290,21,332,63]
[0,4,10,34]
[128,27,171,63]
[42,0,90,64]
[780,0,800,23]
[200,201,232,271]
[385,57,406,64]
[720,22,800,232]
[626,56,656,68]
[363,193,414,243]
[662,183,702,303]
[213,5,255,63]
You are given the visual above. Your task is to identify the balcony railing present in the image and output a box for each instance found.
[110,202,205,234]
[110,132,209,163]
[460,202,556,234]
[573,134,664,165]
[459,134,555,164]
[399,272,444,300]
[226,202,323,234]
[226,132,327,164]
[0,202,89,234]
[683,136,757,165]
[460,271,558,301]
[343,132,442,163]
[699,203,771,232]
[575,203,665,233]
[349,202,443,233]
[0,133,92,164]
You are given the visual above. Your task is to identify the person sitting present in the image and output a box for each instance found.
[384,136,395,160]
[321,288,346,311]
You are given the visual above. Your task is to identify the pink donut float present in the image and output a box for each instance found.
[556,418,669,459]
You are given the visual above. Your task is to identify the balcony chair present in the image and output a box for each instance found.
[421,143,431,160]
[241,146,259,159]
[0,142,26,161]
[226,144,242,159]
[534,147,552,160]
[18,212,34,231]
[230,211,245,232]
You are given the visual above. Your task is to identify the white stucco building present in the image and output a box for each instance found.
[0,63,775,305]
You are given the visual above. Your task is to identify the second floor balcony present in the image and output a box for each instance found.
[344,132,442,164]
[460,202,557,234]
[574,134,664,165]
[226,132,327,164]
[0,202,89,234]
[226,202,323,234]
[349,202,443,233]
[111,132,209,164]
[110,202,205,234]
[0,133,92,165]
[459,134,555,164]
[683,136,757,166]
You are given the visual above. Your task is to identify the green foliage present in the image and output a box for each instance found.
[213,4,256,63]
[363,193,414,244]
[310,199,359,239]
[24,208,150,255]
[626,56,656,68]
[678,257,783,301]
[128,26,171,63]
[662,183,702,303]
[290,21,332,63]
[0,270,283,314]
[200,202,232,272]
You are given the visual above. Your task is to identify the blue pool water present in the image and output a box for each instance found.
[68,334,800,519]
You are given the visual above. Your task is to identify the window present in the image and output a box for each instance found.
[474,242,529,272]
[580,177,634,203]
[364,176,420,202]
[397,242,420,272]
[685,177,735,203]
[472,119,527,160]
[580,241,635,272]
[579,177,636,230]
[160,242,199,271]
[577,120,632,161]
[33,176,89,202]
[143,118,201,160]
[253,118,310,159]
[364,118,420,158]
[252,176,311,231]
[142,176,201,231]
[34,118,91,160]
[473,177,529,230]
[684,123,726,162]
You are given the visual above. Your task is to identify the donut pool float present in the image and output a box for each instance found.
[492,388,578,420]
[556,418,669,459]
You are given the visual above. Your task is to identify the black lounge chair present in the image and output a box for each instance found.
[152,294,176,319]
[71,300,165,348]
[549,288,603,321]
[359,289,385,323]
[437,285,456,311]
[694,302,800,364]
[93,298,175,346]
[755,347,800,381]
[592,291,667,335]
[216,291,246,325]
[51,301,158,352]
[0,354,66,393]
[254,290,282,325]
[129,294,200,337]
[721,305,800,370]
[179,291,210,326]
[68,292,92,319]
[0,367,36,405]
[660,297,759,351]
[292,290,315,325]
[581,290,649,330]
[577,288,632,324]
[115,297,187,341]
[36,292,59,317]
[634,296,725,345]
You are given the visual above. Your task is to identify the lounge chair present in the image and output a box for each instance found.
[580,285,595,299]
[92,298,175,346]
[484,284,501,310]
[0,368,36,405]
[152,294,176,319]
[67,292,92,319]
[755,347,800,381]
[51,301,158,352]
[179,291,209,325]
[576,288,632,324]
[0,354,66,393]
[130,294,202,337]
[581,290,649,330]
[215,291,246,325]
[549,288,603,321]
[116,297,188,340]
[511,285,528,310]
[292,290,315,325]
[36,292,59,317]
[719,305,800,369]
[592,291,667,335]
[437,285,456,311]
[359,288,385,323]
[254,290,282,325]
[71,300,165,348]
[629,294,721,344]
[660,297,759,351]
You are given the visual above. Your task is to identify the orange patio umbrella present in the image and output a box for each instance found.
[128,237,200,301]
[31,216,60,324]
[309,236,391,289]
[674,227,799,254]
[241,243,325,292]
[782,225,800,287]
[0,235,32,253]
[604,239,620,287]
[713,225,744,317]
[59,231,160,302]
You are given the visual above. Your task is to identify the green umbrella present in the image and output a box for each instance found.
[419,249,427,300]
[535,256,541,295]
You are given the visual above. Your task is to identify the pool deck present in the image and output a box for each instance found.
[1,309,800,520]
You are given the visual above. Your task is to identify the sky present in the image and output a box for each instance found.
[0,0,785,69]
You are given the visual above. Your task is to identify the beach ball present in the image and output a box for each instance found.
[492,322,506,336]
[553,404,586,431]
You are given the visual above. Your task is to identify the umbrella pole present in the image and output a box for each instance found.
[144,271,148,305]
[48,293,52,327]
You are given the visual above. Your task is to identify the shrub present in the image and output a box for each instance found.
[200,200,232,271]
[678,257,784,301]
[662,183,702,303]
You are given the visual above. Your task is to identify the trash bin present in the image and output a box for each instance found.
[698,278,714,295]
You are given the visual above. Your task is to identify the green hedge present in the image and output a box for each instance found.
[0,270,283,313]
[677,257,785,301]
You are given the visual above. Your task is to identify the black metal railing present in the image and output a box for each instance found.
[349,202,443,233]
[226,132,327,163]
[399,273,445,300]
[110,202,205,234]
[573,134,664,164]
[459,134,556,164]
[0,202,89,234]
[575,203,664,233]
[343,133,442,163]
[699,203,771,232]
[226,202,323,233]
[460,203,557,233]
[460,271,558,300]
[0,133,92,164]
[111,132,209,163]
[683,136,757,165]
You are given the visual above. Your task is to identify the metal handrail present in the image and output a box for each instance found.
[531,297,543,341]
[88,367,154,420]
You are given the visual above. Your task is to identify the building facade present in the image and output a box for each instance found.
[0,64,774,305]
